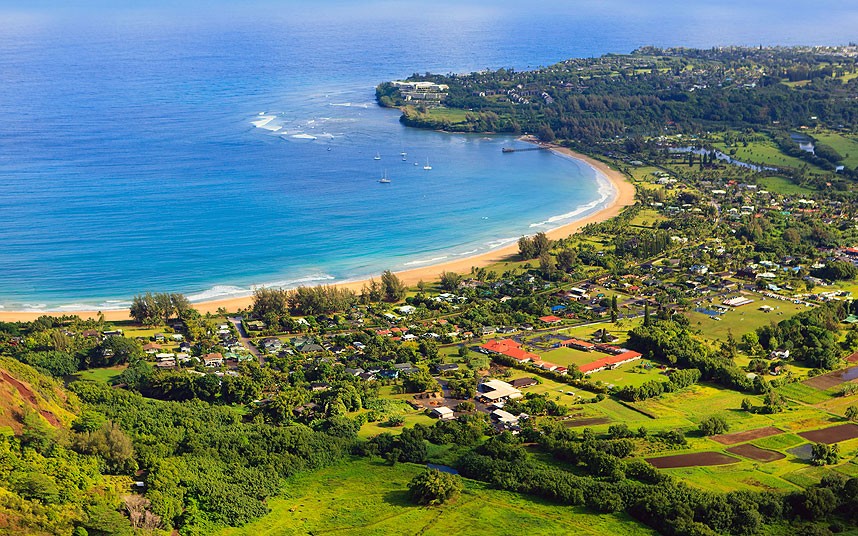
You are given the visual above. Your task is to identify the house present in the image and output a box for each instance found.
[431,407,455,420]
[538,315,562,324]
[393,362,418,375]
[344,367,364,376]
[203,353,224,367]
[592,329,619,343]
[510,377,538,389]
[433,363,460,374]
[397,305,417,315]
[298,343,325,354]
[770,348,790,360]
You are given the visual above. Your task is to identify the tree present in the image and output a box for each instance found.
[407,469,462,505]
[698,415,729,436]
[811,442,839,466]
[847,405,858,422]
[380,270,407,302]
[439,271,461,292]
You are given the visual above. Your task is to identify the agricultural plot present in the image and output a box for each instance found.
[798,423,858,445]
[711,426,783,445]
[726,444,786,463]
[646,452,740,469]
[803,365,858,390]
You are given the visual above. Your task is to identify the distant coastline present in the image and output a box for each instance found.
[0,144,635,322]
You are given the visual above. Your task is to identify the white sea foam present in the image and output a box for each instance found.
[403,256,449,267]
[484,237,519,250]
[330,102,352,107]
[291,133,317,140]
[187,285,250,303]
[455,248,481,257]
[55,303,97,311]
[21,303,47,311]
[262,273,336,288]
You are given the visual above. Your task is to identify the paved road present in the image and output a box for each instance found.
[228,316,263,364]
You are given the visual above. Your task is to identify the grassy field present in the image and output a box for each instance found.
[756,175,816,196]
[71,365,127,384]
[812,131,858,169]
[686,296,809,343]
[712,138,823,172]
[220,458,657,536]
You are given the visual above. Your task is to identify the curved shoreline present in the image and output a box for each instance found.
[0,146,635,322]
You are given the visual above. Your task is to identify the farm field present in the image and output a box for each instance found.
[219,458,657,536]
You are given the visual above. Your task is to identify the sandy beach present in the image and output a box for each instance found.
[0,146,636,322]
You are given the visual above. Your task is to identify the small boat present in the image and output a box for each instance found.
[378,170,391,183]
[400,150,407,157]
[374,152,381,160]
[423,158,432,170]
[414,162,419,166]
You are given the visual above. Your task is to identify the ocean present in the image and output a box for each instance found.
[0,0,856,311]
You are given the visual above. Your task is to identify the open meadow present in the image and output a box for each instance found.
[219,458,657,536]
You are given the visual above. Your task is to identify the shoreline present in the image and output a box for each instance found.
[0,145,636,322]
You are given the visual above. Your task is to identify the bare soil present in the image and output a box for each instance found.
[646,452,740,469]
[710,426,782,445]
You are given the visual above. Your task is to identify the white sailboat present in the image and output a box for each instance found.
[378,170,391,184]
[374,152,381,160]
[423,158,432,170]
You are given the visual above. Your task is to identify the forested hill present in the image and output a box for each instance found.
[377,46,858,147]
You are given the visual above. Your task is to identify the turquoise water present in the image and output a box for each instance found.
[0,1,856,311]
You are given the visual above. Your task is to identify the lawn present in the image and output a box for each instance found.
[219,458,657,536]
[72,365,128,384]
[627,208,668,229]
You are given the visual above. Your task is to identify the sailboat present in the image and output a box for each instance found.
[423,158,432,170]
[378,170,391,184]
[374,152,381,160]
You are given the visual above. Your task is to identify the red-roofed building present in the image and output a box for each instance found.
[481,339,540,363]
[558,338,595,351]
[539,315,562,324]
[579,350,642,375]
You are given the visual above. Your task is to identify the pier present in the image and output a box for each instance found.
[501,146,549,153]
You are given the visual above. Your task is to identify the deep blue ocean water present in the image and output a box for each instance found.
[1,0,856,310]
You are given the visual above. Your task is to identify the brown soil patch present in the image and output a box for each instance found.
[726,444,786,462]
[711,426,782,445]
[798,423,858,444]
[1,371,37,405]
[0,370,61,429]
[646,452,740,469]
[563,417,610,427]
[39,409,60,427]
[803,366,858,390]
